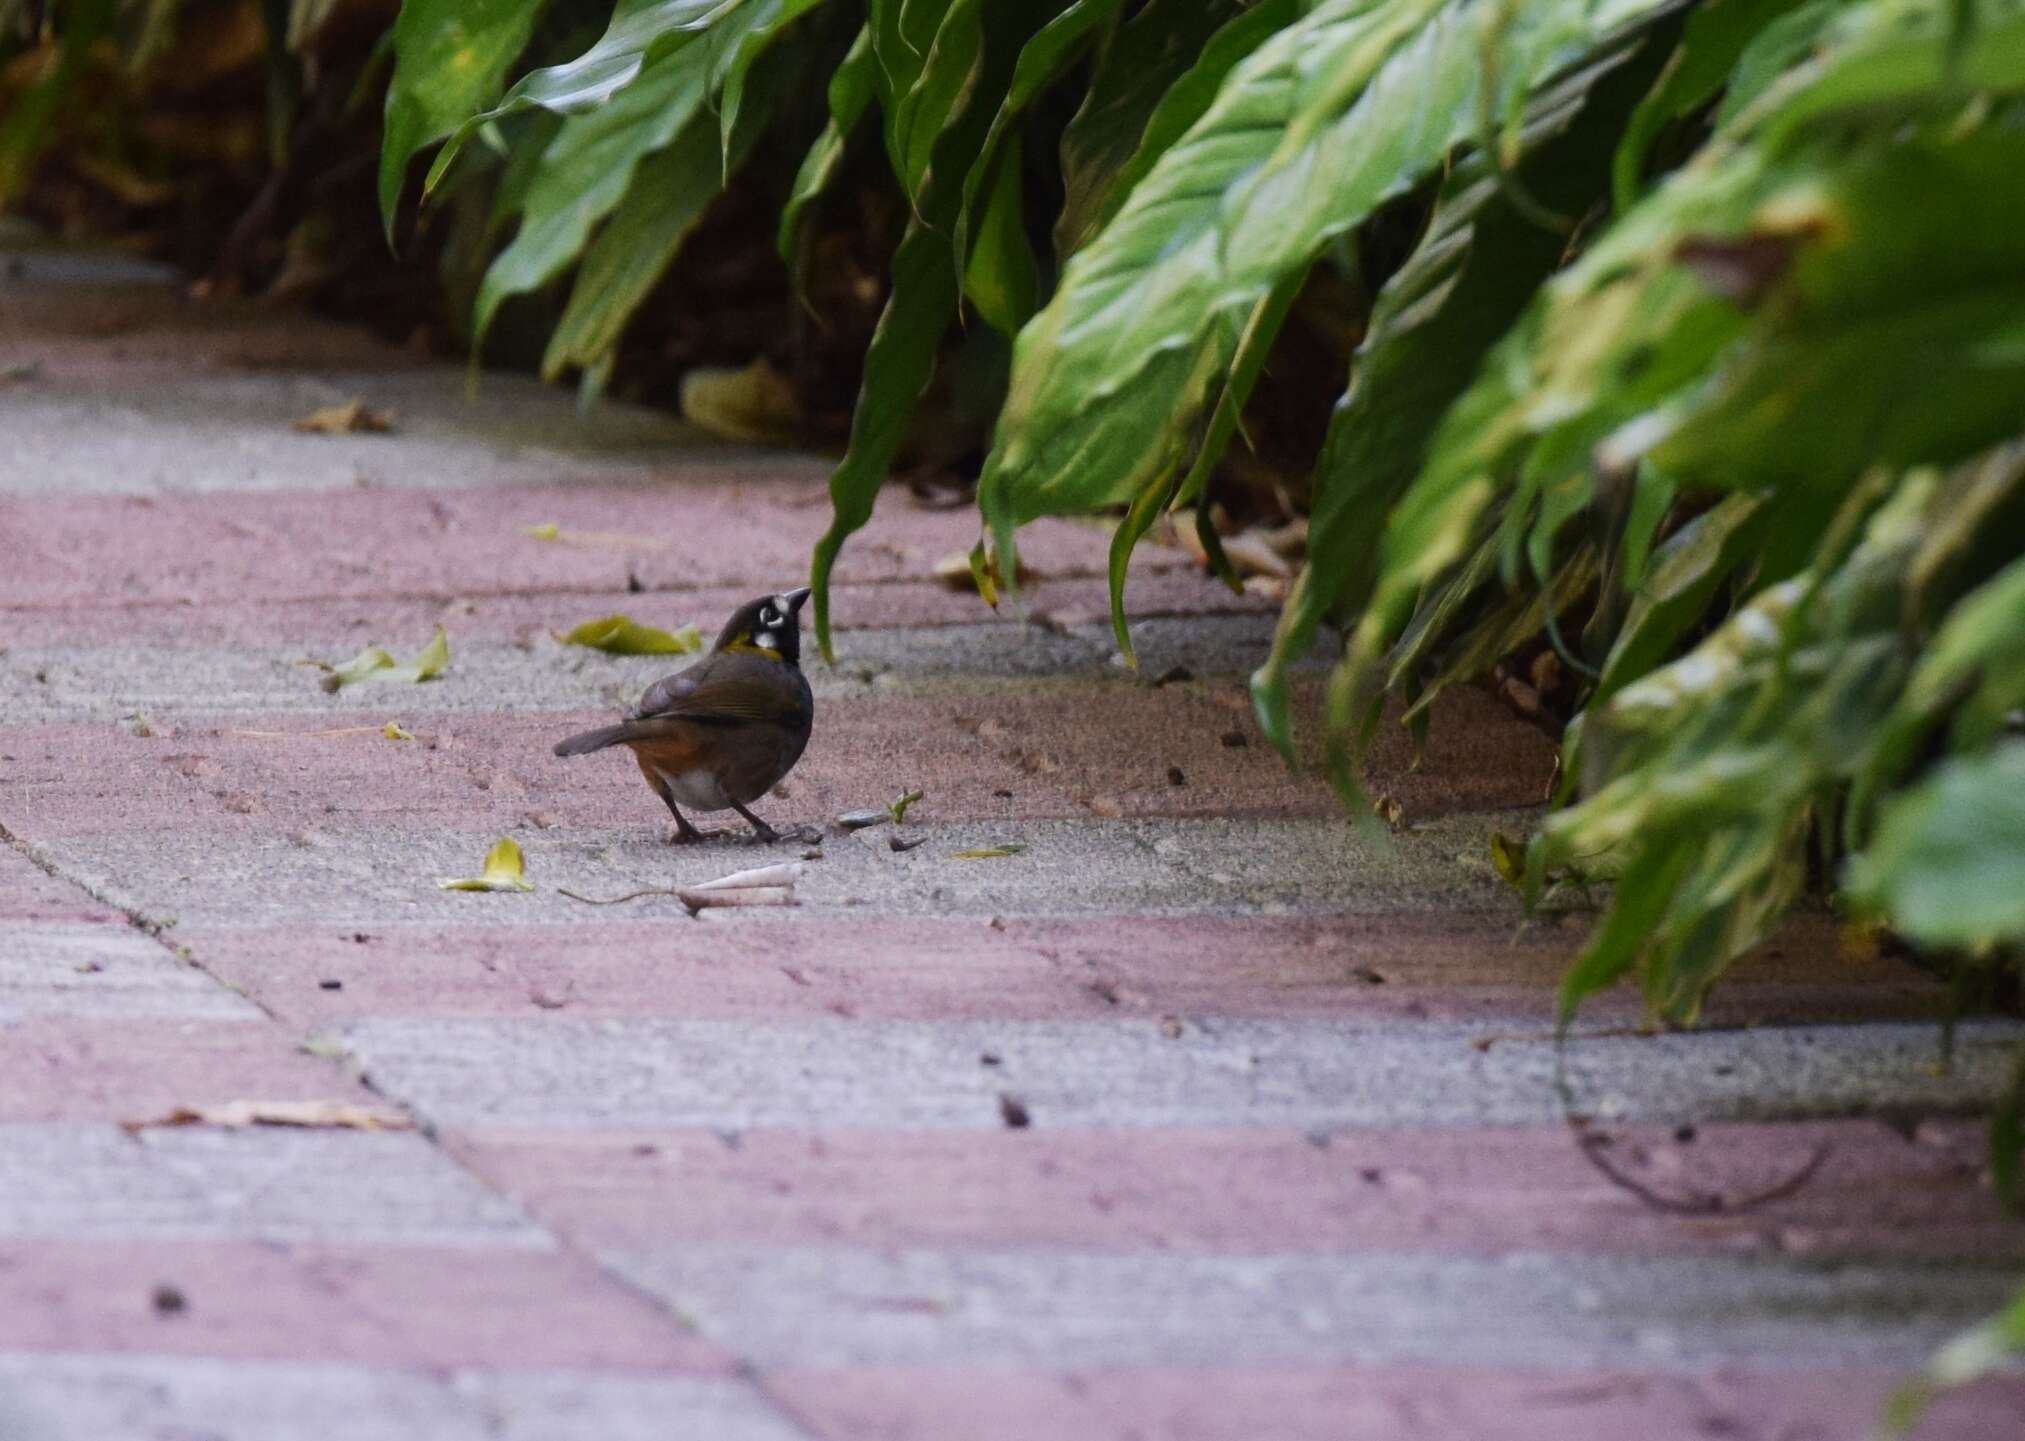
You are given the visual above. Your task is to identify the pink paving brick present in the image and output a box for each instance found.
[0,1239,721,1373]
[0,681,1554,839]
[451,1118,2016,1262]
[0,481,1183,609]
[0,1019,373,1123]
[177,911,1945,1031]
[770,1364,2025,1441]
[0,844,120,922]
[0,570,1271,652]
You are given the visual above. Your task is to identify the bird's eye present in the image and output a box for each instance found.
[760,607,780,626]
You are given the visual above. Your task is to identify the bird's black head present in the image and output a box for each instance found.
[713,586,812,664]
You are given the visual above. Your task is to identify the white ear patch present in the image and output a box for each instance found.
[755,629,779,650]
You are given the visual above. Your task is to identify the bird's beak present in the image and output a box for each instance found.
[782,587,813,614]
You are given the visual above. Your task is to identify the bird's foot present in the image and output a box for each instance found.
[664,824,709,846]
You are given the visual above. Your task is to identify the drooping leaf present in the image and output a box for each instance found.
[439,836,536,893]
[553,614,705,656]
[811,2,1044,660]
[318,627,450,691]
[1845,742,2025,950]
[1251,22,1673,758]
[379,0,548,238]
[422,0,746,196]
[472,40,717,350]
[779,23,878,267]
[980,0,1685,588]
[1057,0,1305,257]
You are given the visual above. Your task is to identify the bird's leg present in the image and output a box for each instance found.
[656,784,706,845]
[728,800,782,845]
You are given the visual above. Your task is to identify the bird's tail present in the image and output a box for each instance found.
[552,724,633,758]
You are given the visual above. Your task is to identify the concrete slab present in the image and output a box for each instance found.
[0,1124,544,1246]
[607,1243,2019,1371]
[0,921,259,1020]
[330,1015,2022,1132]
[4,813,1536,932]
[0,1353,806,1441]
[772,1364,2025,1441]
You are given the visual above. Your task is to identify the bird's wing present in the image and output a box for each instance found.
[631,657,802,726]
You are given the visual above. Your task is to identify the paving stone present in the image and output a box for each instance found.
[0,921,259,1021]
[0,1240,718,1371]
[5,813,1533,932]
[456,1118,2018,1261]
[606,1244,2020,1371]
[333,1015,2022,1132]
[771,1364,2025,1441]
[0,1125,545,1246]
[0,1020,369,1123]
[0,1353,806,1441]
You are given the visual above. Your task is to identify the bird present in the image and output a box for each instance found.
[552,588,815,844]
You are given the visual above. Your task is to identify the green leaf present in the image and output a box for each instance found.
[1057,0,1304,258]
[980,0,1684,574]
[0,0,117,201]
[779,24,878,266]
[318,627,450,691]
[552,615,705,655]
[717,0,830,170]
[1611,0,1810,212]
[472,40,717,351]
[545,15,811,389]
[964,135,1042,335]
[812,2,1043,661]
[422,0,746,196]
[1845,742,2025,950]
[1251,21,1672,759]
[378,0,548,239]
[438,836,536,893]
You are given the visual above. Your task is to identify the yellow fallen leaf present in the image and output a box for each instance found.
[520,522,666,551]
[383,722,414,740]
[317,626,449,691]
[950,843,1026,859]
[123,1100,414,1132]
[679,357,800,444]
[1488,831,1526,889]
[291,400,393,434]
[552,614,703,656]
[439,836,534,893]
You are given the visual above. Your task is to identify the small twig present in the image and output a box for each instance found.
[557,886,681,906]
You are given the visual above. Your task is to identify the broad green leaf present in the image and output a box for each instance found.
[717,0,831,168]
[545,17,810,387]
[379,0,547,238]
[1111,266,1306,665]
[318,627,450,691]
[552,615,705,655]
[1058,0,1307,258]
[1252,23,1673,759]
[438,836,536,893]
[473,40,716,350]
[955,0,1128,285]
[779,24,878,266]
[812,2,1043,660]
[963,135,1041,335]
[422,0,746,196]
[1611,0,1810,212]
[980,0,1685,583]
[1845,742,2025,949]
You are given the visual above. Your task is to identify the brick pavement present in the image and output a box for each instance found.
[2,244,2021,1439]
